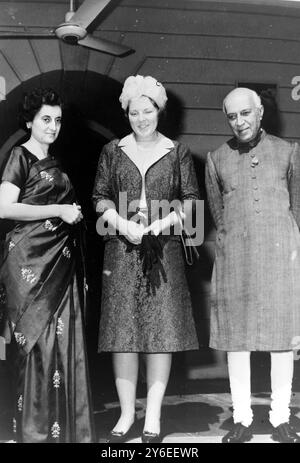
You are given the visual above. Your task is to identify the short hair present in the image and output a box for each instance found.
[19,87,63,129]
[222,88,262,114]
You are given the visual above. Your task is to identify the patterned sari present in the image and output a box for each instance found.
[0,146,94,442]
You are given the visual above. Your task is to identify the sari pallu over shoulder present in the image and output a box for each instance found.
[0,151,79,355]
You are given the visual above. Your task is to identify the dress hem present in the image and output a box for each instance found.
[98,345,199,353]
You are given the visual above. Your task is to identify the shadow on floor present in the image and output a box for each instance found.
[95,400,225,442]
[2,352,300,442]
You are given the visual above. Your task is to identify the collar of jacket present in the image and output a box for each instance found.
[118,132,174,176]
[231,128,266,153]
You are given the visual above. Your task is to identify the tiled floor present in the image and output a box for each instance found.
[1,391,300,443]
[2,354,300,444]
[95,392,300,443]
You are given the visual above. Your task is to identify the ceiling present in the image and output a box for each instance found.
[0,0,71,2]
[0,0,300,13]
[0,0,299,4]
[197,0,300,6]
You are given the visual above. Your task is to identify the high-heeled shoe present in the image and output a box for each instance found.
[106,423,135,443]
[141,431,162,443]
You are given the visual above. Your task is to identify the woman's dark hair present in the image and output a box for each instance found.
[19,87,63,130]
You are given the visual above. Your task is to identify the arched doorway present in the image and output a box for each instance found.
[0,70,131,438]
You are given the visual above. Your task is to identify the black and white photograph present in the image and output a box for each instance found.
[1,0,300,450]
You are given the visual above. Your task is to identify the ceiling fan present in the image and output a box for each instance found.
[0,0,133,56]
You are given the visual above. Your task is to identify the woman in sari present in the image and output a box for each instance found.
[0,88,94,443]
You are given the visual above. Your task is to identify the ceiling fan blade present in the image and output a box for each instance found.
[0,29,54,38]
[78,34,133,56]
[71,0,112,30]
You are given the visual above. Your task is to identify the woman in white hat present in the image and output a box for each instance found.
[93,75,199,443]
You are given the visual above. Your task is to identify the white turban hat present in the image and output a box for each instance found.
[119,75,168,111]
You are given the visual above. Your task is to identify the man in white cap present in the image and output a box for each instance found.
[205,87,300,443]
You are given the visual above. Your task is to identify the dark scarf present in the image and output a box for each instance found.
[229,128,264,153]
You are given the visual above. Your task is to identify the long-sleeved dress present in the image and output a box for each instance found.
[205,130,300,351]
[0,146,94,442]
[92,133,199,352]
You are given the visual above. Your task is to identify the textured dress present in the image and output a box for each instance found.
[0,146,94,442]
[92,133,199,352]
[205,130,300,351]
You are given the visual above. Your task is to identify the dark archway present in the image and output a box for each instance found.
[0,70,131,434]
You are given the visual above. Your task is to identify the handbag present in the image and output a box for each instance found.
[176,147,200,266]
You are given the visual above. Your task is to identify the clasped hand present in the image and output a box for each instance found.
[121,220,144,245]
[121,219,164,275]
[122,217,166,245]
[59,203,83,224]
[124,220,169,276]
[142,211,179,237]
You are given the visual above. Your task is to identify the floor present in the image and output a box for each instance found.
[1,357,300,444]
[95,391,300,444]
